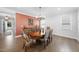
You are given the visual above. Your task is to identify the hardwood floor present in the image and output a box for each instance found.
[0,33,79,52]
[45,35,79,52]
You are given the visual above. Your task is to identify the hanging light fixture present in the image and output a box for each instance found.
[39,7,42,17]
[35,7,45,20]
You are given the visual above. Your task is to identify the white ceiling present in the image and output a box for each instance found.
[4,7,79,17]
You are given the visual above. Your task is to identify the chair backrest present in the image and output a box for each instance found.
[44,29,50,41]
[49,29,53,35]
[22,31,30,42]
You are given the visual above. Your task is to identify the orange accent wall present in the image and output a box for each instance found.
[16,13,40,36]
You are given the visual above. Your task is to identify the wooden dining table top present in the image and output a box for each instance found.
[29,32,42,40]
[29,32,41,37]
[29,31,44,40]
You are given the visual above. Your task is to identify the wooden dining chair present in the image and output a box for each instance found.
[22,33,33,52]
[48,29,53,43]
[40,31,50,48]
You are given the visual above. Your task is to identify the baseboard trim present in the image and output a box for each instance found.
[53,33,78,40]
[15,35,22,38]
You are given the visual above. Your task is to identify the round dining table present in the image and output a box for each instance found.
[29,32,43,39]
[28,32,45,44]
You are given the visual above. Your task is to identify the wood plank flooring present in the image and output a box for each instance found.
[0,33,79,52]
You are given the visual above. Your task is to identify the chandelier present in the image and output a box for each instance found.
[35,7,45,20]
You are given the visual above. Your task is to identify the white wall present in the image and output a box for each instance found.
[0,17,4,34]
[46,10,78,39]
[77,9,79,40]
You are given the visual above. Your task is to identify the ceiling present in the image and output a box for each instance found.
[4,7,79,17]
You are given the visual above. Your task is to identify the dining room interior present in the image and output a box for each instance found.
[0,7,79,52]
